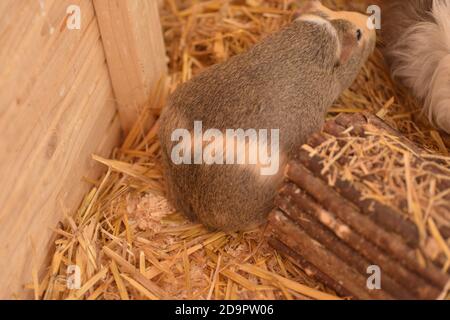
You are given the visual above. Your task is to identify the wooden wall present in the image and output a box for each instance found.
[94,0,167,132]
[0,0,166,298]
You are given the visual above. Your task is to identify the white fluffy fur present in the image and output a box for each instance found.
[388,0,450,133]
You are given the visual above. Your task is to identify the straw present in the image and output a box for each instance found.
[35,0,450,300]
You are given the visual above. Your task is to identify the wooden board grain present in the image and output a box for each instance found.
[94,0,167,133]
[0,0,121,299]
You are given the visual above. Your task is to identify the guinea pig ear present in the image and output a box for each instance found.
[336,31,357,66]
[293,0,322,19]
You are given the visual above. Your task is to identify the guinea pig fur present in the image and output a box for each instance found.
[158,3,376,231]
[382,0,450,133]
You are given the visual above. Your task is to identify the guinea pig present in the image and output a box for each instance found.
[158,1,376,231]
[381,0,450,133]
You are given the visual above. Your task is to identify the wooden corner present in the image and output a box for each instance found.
[94,0,167,133]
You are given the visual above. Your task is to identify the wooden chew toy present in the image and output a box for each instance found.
[268,112,450,300]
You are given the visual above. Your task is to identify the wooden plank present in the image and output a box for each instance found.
[268,113,450,300]
[94,0,167,133]
[0,0,121,298]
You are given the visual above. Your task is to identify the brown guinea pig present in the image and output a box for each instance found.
[158,1,376,231]
[381,0,450,133]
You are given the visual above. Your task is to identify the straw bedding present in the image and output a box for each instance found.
[33,0,450,300]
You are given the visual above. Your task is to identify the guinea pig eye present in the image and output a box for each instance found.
[356,29,363,41]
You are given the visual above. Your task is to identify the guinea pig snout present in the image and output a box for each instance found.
[300,1,376,44]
